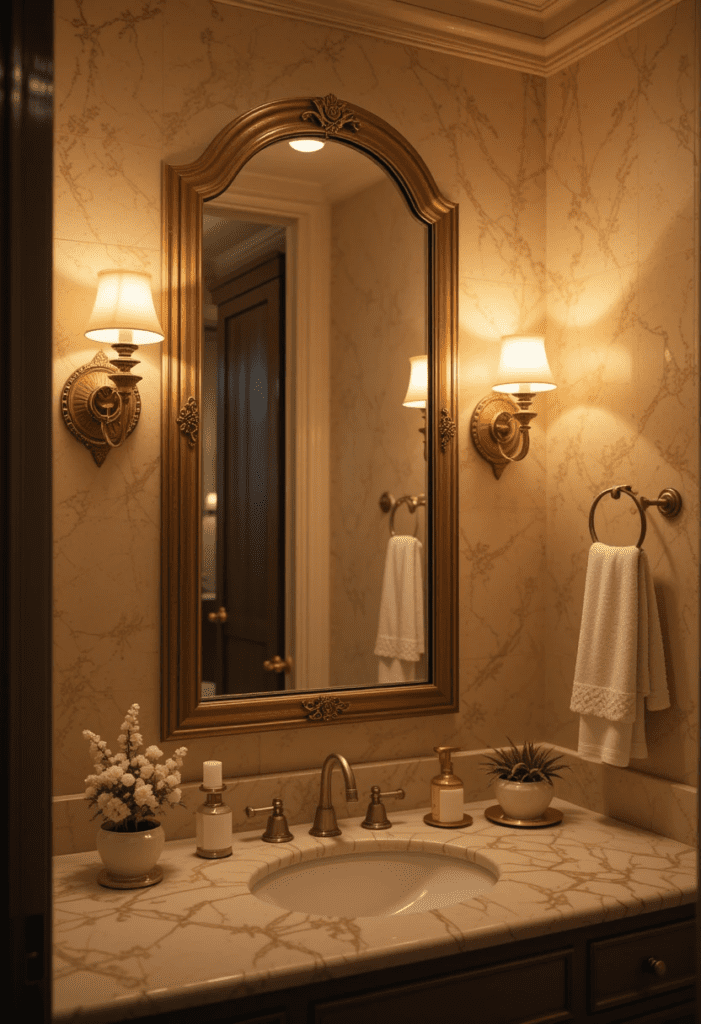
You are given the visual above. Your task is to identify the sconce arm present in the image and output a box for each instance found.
[493,401,536,463]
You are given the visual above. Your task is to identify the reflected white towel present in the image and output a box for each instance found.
[374,535,424,684]
[570,543,669,767]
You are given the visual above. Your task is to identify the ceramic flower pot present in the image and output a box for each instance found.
[96,819,165,889]
[494,778,553,821]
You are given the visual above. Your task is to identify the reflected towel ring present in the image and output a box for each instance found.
[379,491,426,537]
[588,484,682,550]
[589,485,647,549]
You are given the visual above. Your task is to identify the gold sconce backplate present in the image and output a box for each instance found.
[470,393,521,479]
[61,351,140,466]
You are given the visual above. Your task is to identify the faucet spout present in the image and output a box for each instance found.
[309,753,358,837]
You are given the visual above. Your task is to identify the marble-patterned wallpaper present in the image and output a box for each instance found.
[53,0,697,845]
[543,0,699,788]
[329,177,428,689]
[54,0,546,802]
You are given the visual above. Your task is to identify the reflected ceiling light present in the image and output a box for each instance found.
[289,139,325,152]
[403,354,428,459]
[470,335,556,479]
[61,270,164,465]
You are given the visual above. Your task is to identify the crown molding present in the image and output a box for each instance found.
[214,0,683,76]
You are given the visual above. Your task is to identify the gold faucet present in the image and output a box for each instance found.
[309,753,358,837]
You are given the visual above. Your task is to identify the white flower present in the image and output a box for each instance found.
[121,773,136,787]
[105,798,130,823]
[165,774,179,788]
[97,792,110,809]
[85,786,97,799]
[105,765,124,782]
[166,788,182,804]
[139,763,155,779]
[134,783,154,806]
[145,745,163,762]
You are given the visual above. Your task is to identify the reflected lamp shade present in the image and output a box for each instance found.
[85,270,164,346]
[492,335,556,394]
[403,354,428,408]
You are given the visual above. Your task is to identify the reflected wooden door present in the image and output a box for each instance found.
[211,253,285,694]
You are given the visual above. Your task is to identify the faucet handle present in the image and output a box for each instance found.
[361,786,405,830]
[245,798,293,843]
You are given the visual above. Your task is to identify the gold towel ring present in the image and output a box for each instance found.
[589,485,682,549]
[379,491,426,537]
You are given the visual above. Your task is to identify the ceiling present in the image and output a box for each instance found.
[216,0,681,75]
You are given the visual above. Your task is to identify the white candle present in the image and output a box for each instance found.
[203,760,222,789]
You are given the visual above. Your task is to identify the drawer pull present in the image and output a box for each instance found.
[643,957,667,977]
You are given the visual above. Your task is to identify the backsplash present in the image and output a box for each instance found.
[53,0,698,851]
[53,747,697,855]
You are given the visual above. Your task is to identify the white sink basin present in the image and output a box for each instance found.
[251,850,497,917]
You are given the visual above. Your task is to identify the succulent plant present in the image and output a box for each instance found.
[480,739,570,786]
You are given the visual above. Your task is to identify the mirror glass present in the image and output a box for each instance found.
[200,141,428,698]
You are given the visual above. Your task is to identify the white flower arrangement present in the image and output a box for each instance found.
[83,703,187,832]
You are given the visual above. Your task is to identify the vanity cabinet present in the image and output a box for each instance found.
[122,904,695,1024]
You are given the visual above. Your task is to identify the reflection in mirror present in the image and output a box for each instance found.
[200,141,428,699]
[161,95,457,739]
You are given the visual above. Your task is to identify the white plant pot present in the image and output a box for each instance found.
[494,779,553,821]
[96,820,165,888]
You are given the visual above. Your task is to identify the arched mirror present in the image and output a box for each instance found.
[161,95,458,739]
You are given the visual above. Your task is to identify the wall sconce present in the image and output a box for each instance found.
[62,270,164,466]
[470,335,556,479]
[403,354,428,459]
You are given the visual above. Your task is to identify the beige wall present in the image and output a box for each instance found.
[53,0,697,829]
[543,0,699,788]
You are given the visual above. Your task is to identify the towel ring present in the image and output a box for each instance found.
[589,485,682,549]
[379,491,426,537]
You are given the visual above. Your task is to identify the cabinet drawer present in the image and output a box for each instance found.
[315,950,573,1024]
[589,920,695,1012]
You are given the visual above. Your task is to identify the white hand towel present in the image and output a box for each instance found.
[570,542,669,767]
[374,535,424,684]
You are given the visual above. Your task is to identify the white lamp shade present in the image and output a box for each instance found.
[492,335,556,394]
[85,270,164,345]
[403,354,428,407]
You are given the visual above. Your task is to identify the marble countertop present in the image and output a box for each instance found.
[53,799,697,1023]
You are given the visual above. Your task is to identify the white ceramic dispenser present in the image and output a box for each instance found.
[196,760,233,858]
[424,745,472,828]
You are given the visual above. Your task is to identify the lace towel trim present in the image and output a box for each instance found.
[570,681,636,722]
[374,636,422,661]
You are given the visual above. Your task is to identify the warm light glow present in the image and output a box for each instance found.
[205,492,217,511]
[85,270,164,345]
[289,139,325,153]
[402,354,428,408]
[492,335,556,394]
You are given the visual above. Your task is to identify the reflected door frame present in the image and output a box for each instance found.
[209,179,330,691]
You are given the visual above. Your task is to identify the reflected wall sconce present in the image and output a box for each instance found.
[403,354,428,459]
[62,270,164,466]
[470,335,556,479]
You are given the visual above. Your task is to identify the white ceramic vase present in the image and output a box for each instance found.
[494,778,553,821]
[96,819,165,889]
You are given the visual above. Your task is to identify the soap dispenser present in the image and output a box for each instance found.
[424,746,472,828]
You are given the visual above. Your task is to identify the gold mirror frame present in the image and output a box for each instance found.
[161,95,458,740]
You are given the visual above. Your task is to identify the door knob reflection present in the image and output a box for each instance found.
[263,655,293,673]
